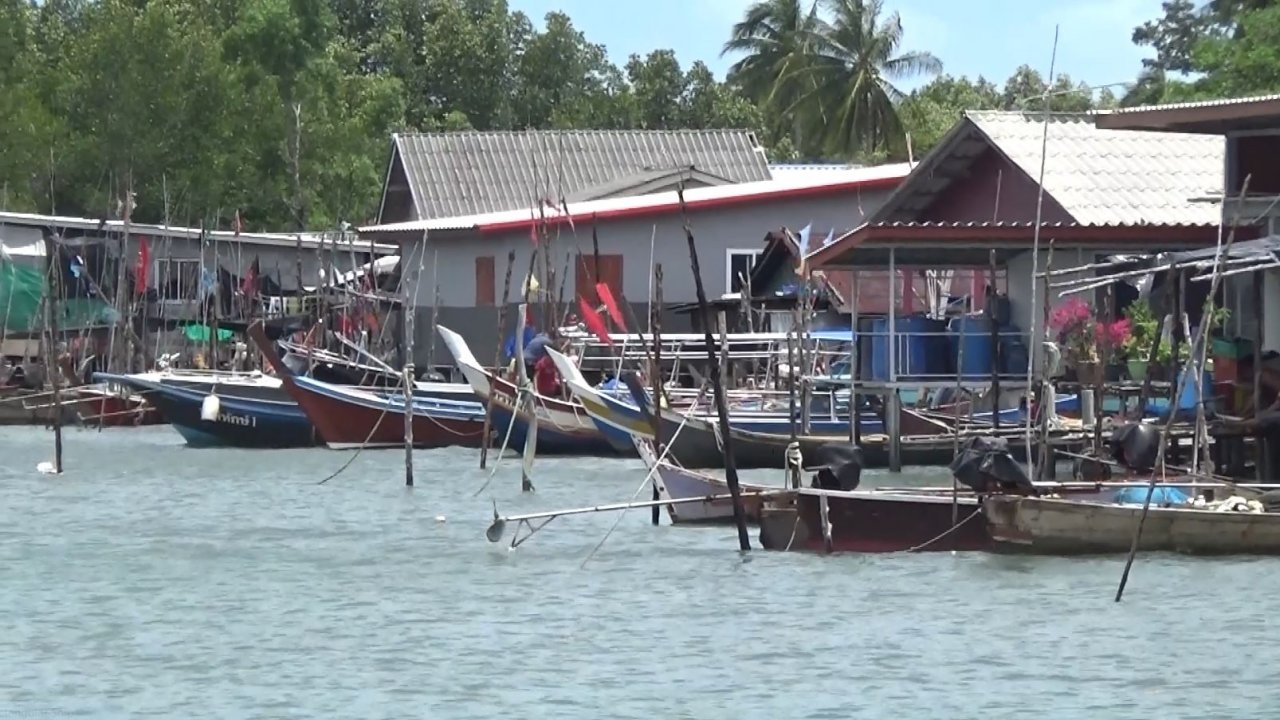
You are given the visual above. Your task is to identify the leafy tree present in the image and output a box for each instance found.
[897,75,999,155]
[800,0,941,159]
[722,0,822,152]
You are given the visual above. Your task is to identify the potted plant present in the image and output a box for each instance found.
[1097,316,1132,381]
[1121,298,1158,381]
[1048,297,1103,384]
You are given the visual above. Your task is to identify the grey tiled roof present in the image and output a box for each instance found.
[966,111,1224,226]
[385,129,771,219]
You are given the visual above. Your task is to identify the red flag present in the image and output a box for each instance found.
[241,256,260,297]
[578,296,613,345]
[134,236,150,295]
[595,282,626,331]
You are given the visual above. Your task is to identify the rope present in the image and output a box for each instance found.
[471,387,527,497]
[903,507,984,553]
[785,441,802,470]
[317,374,404,485]
[578,403,706,568]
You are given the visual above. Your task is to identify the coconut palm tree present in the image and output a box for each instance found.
[800,0,941,158]
[721,0,821,152]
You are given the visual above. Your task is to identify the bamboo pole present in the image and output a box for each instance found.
[1115,174,1250,603]
[43,233,63,473]
[651,263,663,526]
[1253,273,1266,481]
[677,188,750,551]
[478,250,517,470]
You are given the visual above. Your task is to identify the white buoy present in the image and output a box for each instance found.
[200,393,221,421]
[435,515,447,523]
[36,461,56,474]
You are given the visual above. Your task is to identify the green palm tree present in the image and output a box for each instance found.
[721,0,821,152]
[800,0,941,159]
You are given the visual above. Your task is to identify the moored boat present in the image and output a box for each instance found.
[634,438,778,524]
[982,492,1280,555]
[98,371,319,448]
[437,325,617,456]
[758,488,991,553]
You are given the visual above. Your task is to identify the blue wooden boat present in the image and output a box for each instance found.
[96,372,320,448]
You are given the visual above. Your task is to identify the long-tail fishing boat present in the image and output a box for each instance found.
[620,371,955,470]
[437,325,617,456]
[981,423,1280,555]
[634,438,778,524]
[548,346,899,459]
[248,322,487,450]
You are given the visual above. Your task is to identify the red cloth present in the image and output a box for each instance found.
[534,354,561,396]
[577,296,613,345]
[134,237,149,295]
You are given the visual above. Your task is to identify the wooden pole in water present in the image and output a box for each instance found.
[851,274,861,446]
[1116,175,1249,602]
[404,260,415,486]
[479,250,517,470]
[651,263,664,526]
[988,250,1001,434]
[43,232,63,473]
[1253,272,1266,481]
[676,188,750,551]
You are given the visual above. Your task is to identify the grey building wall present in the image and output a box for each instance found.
[400,187,894,367]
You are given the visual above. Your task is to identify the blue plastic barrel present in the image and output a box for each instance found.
[950,316,994,378]
[868,316,938,379]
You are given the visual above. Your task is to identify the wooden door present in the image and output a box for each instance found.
[475,256,495,306]
[575,254,624,305]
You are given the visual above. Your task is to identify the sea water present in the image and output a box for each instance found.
[1,426,1276,719]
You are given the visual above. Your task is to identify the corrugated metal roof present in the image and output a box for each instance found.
[0,211,397,252]
[361,163,912,235]
[966,111,1224,226]
[389,129,772,219]
[1101,94,1280,116]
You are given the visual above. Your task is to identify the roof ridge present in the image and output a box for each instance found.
[965,109,1095,122]
[393,128,757,139]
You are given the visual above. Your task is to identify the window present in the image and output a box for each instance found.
[726,249,763,294]
[475,256,495,306]
[158,259,202,301]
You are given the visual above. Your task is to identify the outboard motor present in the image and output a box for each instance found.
[809,443,864,491]
[1107,422,1161,471]
[950,436,1037,496]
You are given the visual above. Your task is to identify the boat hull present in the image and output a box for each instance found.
[288,375,488,450]
[438,325,616,456]
[983,495,1280,555]
[651,459,771,524]
[486,402,617,456]
[758,490,991,553]
[114,376,319,448]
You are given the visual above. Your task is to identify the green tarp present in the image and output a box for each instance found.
[0,257,117,335]
[183,324,236,343]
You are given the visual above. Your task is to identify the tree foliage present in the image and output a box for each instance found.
[5,0,1276,232]
[0,0,771,229]
[1124,0,1280,104]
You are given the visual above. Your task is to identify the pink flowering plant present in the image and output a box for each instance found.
[1048,298,1129,364]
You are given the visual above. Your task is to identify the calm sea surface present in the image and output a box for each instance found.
[0,425,1276,719]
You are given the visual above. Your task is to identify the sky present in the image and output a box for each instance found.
[508,0,1167,92]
